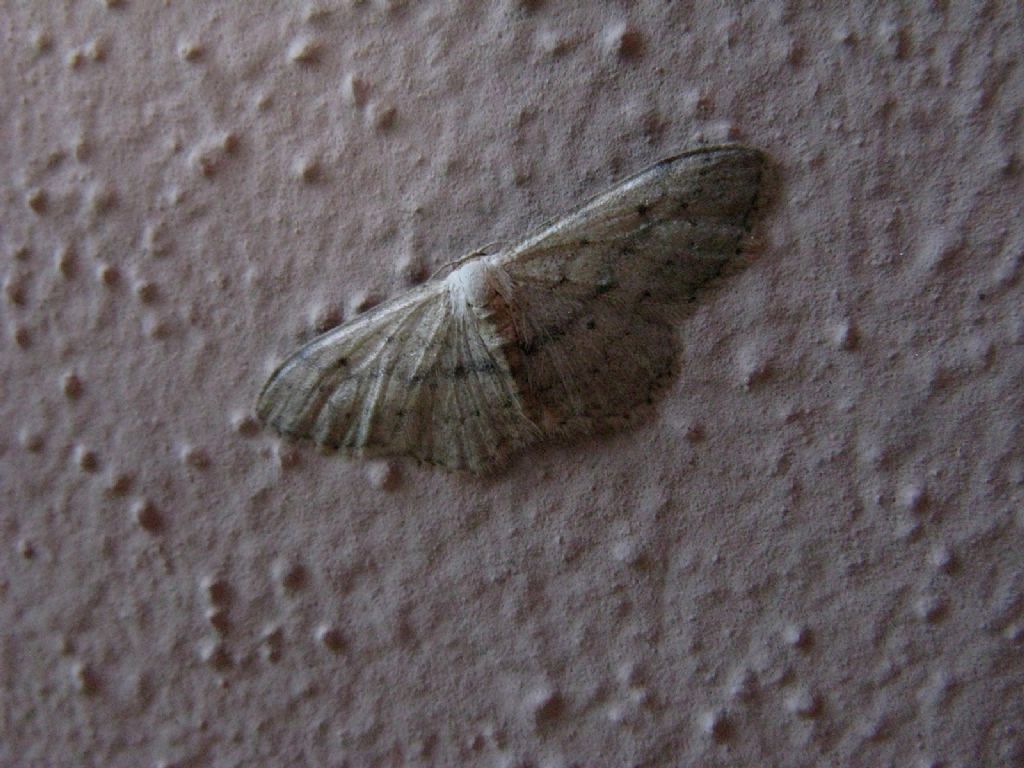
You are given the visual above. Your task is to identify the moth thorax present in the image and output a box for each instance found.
[451,259,497,308]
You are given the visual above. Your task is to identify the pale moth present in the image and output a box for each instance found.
[257,145,765,473]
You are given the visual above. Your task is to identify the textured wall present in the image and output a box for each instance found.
[2,2,1023,766]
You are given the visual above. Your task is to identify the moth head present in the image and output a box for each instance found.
[448,259,497,309]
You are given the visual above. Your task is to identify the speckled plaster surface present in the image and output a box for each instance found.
[2,2,1023,767]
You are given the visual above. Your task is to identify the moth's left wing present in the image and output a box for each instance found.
[256,282,539,472]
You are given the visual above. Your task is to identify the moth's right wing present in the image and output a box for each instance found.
[491,146,765,438]
[500,145,765,305]
[256,282,538,472]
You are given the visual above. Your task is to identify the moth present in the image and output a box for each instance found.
[257,145,766,473]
